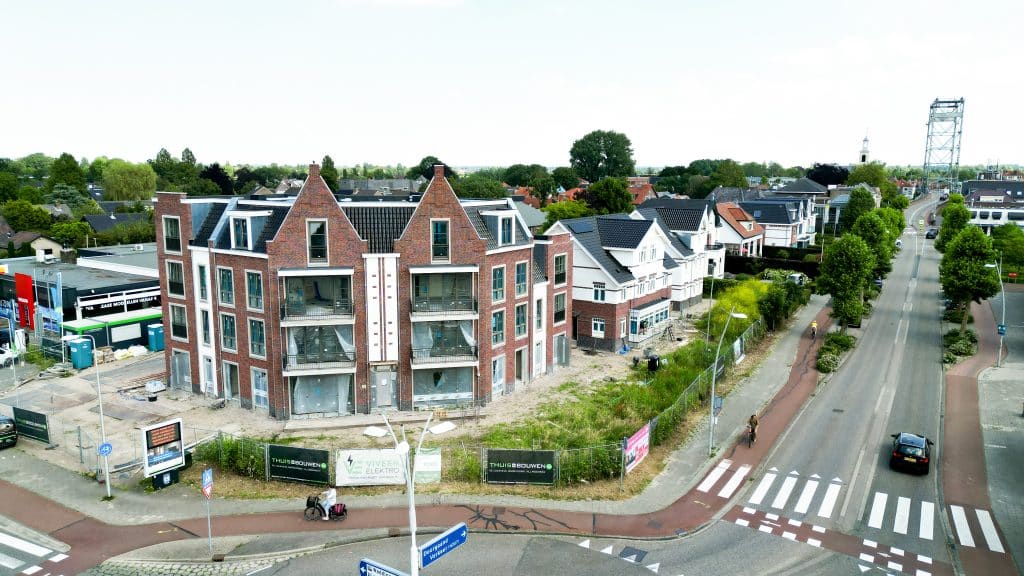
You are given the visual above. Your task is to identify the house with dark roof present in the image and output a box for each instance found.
[548,214,689,351]
[83,212,150,234]
[634,198,726,282]
[716,203,765,257]
[738,198,815,248]
[155,165,572,420]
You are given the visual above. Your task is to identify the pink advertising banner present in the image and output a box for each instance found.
[624,422,650,474]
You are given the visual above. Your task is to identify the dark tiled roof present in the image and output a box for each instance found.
[559,216,635,284]
[342,205,416,253]
[254,206,290,252]
[739,201,798,224]
[662,254,679,269]
[781,177,828,193]
[464,204,531,250]
[192,203,226,246]
[595,216,652,249]
[531,249,548,284]
[635,208,694,257]
[709,187,764,203]
[84,212,148,233]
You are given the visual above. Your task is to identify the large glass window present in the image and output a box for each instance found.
[515,262,528,296]
[166,261,184,297]
[170,305,188,340]
[500,217,513,245]
[554,293,566,324]
[432,220,449,260]
[491,310,505,345]
[246,271,263,309]
[249,319,265,357]
[218,268,234,305]
[593,282,606,302]
[232,218,249,250]
[515,303,527,338]
[163,216,181,253]
[251,369,269,409]
[307,220,327,263]
[554,254,567,285]
[491,266,504,301]
[197,265,208,300]
[221,314,236,351]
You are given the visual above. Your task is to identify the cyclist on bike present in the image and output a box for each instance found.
[810,320,818,339]
[320,486,337,520]
[748,414,759,444]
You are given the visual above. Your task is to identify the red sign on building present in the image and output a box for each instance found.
[14,273,34,330]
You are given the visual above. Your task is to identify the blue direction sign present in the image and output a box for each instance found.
[420,522,468,569]
[359,558,408,576]
[97,442,113,456]
[997,324,1007,335]
[201,468,213,499]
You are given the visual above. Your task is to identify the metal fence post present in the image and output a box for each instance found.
[76,426,83,464]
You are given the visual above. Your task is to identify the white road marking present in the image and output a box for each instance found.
[758,525,773,534]
[894,497,911,535]
[771,473,799,509]
[0,551,22,570]
[717,465,750,498]
[578,539,590,549]
[919,501,935,540]
[916,570,931,576]
[863,539,877,548]
[890,546,904,556]
[697,460,731,493]
[887,561,902,571]
[975,509,1005,553]
[600,545,613,554]
[48,553,67,562]
[645,562,660,573]
[917,554,932,564]
[787,519,802,527]
[811,525,826,533]
[748,471,777,505]
[949,505,975,547]
[782,531,797,540]
[742,507,756,515]
[867,492,888,529]
[841,445,868,519]
[806,538,821,547]
[0,533,51,557]
[794,478,819,515]
[735,518,750,527]
[859,553,874,562]
[21,566,41,575]
[817,480,842,519]
[765,513,779,521]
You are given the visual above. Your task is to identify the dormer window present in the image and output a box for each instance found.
[231,217,249,250]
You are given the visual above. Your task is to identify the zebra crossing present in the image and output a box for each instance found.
[0,528,68,576]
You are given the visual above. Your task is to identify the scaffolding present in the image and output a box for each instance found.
[921,98,965,195]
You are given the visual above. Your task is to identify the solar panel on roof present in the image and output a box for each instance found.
[567,220,594,234]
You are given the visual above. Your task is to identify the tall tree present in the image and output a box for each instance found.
[839,187,875,232]
[686,159,721,177]
[709,159,748,189]
[940,226,1000,331]
[451,174,507,198]
[199,163,233,195]
[50,221,93,248]
[44,152,87,194]
[569,130,635,182]
[407,156,455,180]
[20,153,53,179]
[102,160,158,200]
[846,162,888,188]
[542,200,593,231]
[934,201,971,253]
[990,223,1024,272]
[528,175,556,205]
[806,163,849,187]
[551,166,580,191]
[2,199,51,232]
[876,207,906,240]
[503,164,548,187]
[581,177,633,215]
[818,234,875,330]
[851,211,893,279]
[87,157,109,183]
[0,173,17,203]
[46,183,100,218]
[320,155,339,192]
[181,148,197,166]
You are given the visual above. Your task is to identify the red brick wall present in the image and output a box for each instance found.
[155,192,201,394]
[542,231,573,369]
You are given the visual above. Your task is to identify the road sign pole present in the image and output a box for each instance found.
[202,467,213,554]
[206,496,212,554]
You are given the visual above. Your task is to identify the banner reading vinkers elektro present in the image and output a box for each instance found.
[12,407,49,444]
[266,444,330,485]
[485,449,556,485]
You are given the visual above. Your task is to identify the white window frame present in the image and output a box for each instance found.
[231,217,250,250]
[217,267,234,307]
[593,281,606,302]
[554,254,567,286]
[499,216,514,246]
[553,292,566,325]
[431,219,450,263]
[491,309,505,345]
[619,317,627,339]
[491,265,505,302]
[307,219,328,265]
[169,304,188,341]
[251,368,269,409]
[515,303,528,339]
[535,298,544,330]
[248,318,266,358]
[201,309,211,345]
[245,270,263,311]
[197,264,208,301]
[162,216,181,253]
[514,261,528,297]
[592,317,605,339]
[492,355,505,395]
[220,312,237,352]
[166,260,185,298]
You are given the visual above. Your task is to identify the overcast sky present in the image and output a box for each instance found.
[4,0,1021,171]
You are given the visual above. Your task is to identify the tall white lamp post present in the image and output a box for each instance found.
[985,256,1006,367]
[63,334,111,498]
[1,317,17,407]
[382,411,439,576]
[709,307,747,456]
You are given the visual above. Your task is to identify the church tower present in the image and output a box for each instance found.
[859,135,870,164]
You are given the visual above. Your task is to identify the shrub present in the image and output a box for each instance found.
[943,351,957,364]
[816,353,840,373]
[943,308,973,325]
[823,332,856,353]
[949,339,975,357]
[776,249,790,260]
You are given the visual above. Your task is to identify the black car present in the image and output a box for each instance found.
[0,415,17,449]
[925,228,938,239]
[889,432,932,474]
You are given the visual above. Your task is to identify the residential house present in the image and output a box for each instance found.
[628,183,657,206]
[83,212,150,235]
[716,203,765,257]
[635,198,727,283]
[154,165,572,419]
[738,198,815,248]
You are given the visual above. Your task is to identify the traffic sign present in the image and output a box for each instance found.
[997,324,1007,335]
[712,395,723,416]
[359,558,408,576]
[419,522,468,569]
[97,442,113,456]
[201,468,213,499]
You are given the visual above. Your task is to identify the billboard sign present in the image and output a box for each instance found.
[336,449,405,486]
[267,444,331,485]
[12,407,49,444]
[413,447,441,485]
[141,418,185,478]
[624,422,650,474]
[485,449,556,485]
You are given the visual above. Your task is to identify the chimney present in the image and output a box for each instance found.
[433,164,445,179]
[309,163,320,180]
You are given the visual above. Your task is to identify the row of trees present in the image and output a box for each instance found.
[933,194,1003,332]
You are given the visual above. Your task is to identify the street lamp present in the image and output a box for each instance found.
[62,334,111,498]
[382,411,452,576]
[1,317,17,407]
[706,260,717,345]
[985,256,1006,367]
[709,307,748,456]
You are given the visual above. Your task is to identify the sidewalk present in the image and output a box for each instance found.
[0,296,831,572]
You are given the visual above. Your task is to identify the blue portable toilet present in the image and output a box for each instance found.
[147,324,165,352]
[68,337,93,369]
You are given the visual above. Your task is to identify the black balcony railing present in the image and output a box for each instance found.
[411,296,477,314]
[284,352,356,370]
[411,344,478,364]
[280,299,354,319]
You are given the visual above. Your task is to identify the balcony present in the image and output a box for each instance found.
[411,295,477,315]
[280,299,354,320]
[411,344,478,365]
[281,276,353,322]
[284,351,356,371]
